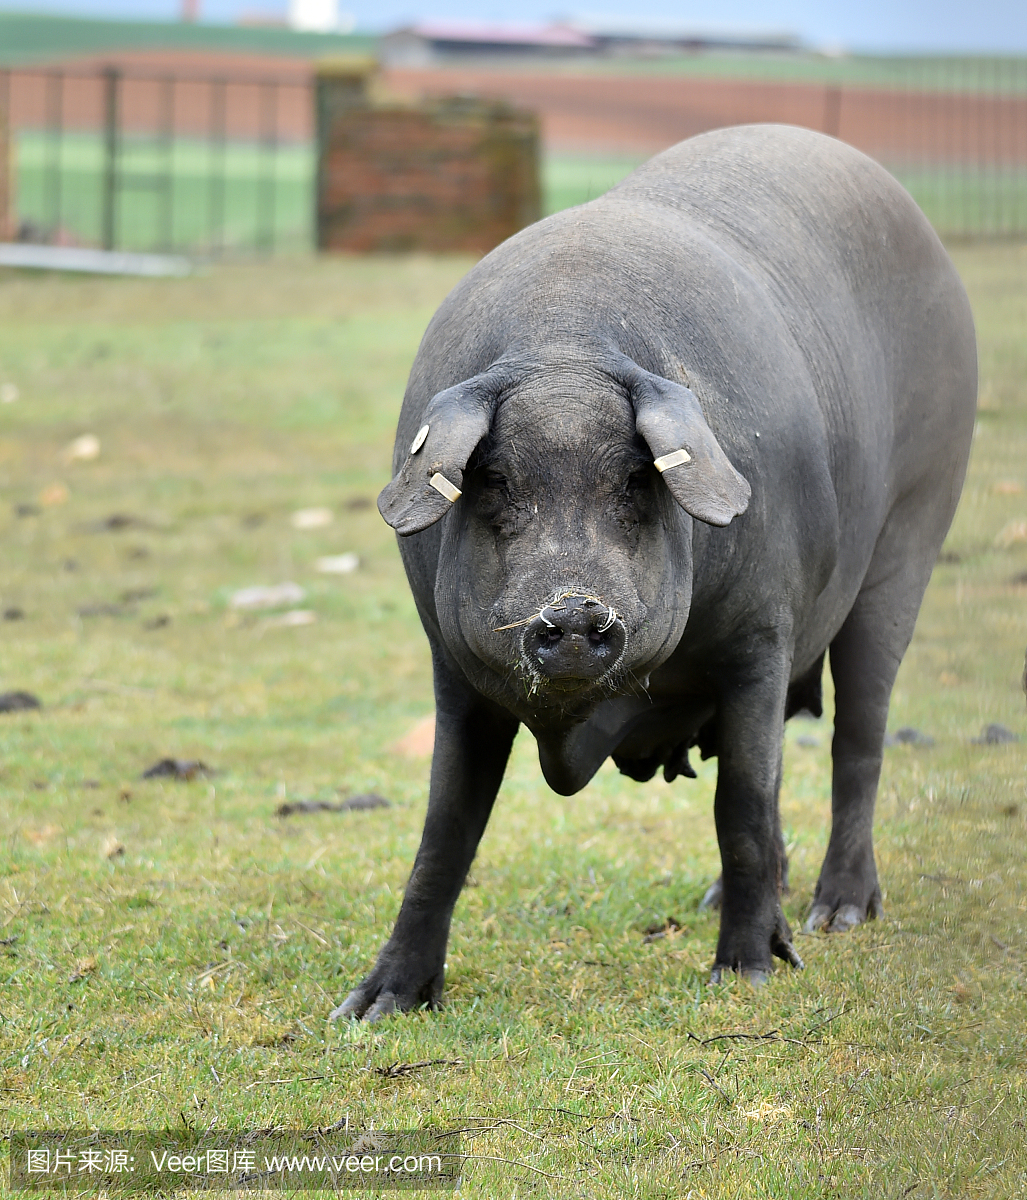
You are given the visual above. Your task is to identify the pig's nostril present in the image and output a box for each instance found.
[523,597,625,682]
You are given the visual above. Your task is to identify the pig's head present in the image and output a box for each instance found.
[379,351,750,723]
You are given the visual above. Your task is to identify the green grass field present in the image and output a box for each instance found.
[0,11,373,67]
[544,154,1027,236]
[13,136,1027,251]
[0,244,1025,1197]
[15,131,315,254]
[15,141,645,252]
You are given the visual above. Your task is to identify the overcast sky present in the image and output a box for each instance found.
[6,0,1027,53]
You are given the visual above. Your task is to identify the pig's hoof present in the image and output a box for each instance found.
[773,935,805,970]
[699,877,723,910]
[803,887,882,934]
[710,908,804,984]
[329,990,396,1024]
[329,964,443,1023]
[710,965,769,986]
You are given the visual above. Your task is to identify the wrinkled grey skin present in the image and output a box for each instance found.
[333,125,977,1021]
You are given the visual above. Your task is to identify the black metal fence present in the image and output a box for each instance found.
[404,54,1027,240]
[1,64,313,255]
[2,57,1026,255]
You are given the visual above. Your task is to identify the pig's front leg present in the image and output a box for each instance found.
[709,641,804,984]
[332,675,518,1023]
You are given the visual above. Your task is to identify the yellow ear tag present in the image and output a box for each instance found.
[410,424,430,454]
[653,448,692,473]
[429,473,462,502]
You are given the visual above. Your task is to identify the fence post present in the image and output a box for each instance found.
[46,72,64,240]
[208,79,226,256]
[101,66,120,251]
[0,70,11,239]
[823,85,842,138]
[160,75,175,252]
[314,57,377,252]
[258,80,278,254]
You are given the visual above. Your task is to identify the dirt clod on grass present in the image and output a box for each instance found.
[276,793,390,817]
[77,603,132,618]
[972,723,1018,744]
[884,726,935,747]
[82,513,153,533]
[141,758,214,780]
[642,917,684,943]
[372,1059,463,1078]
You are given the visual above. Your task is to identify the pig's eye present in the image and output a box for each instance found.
[609,468,651,549]
[475,469,527,539]
[626,468,650,494]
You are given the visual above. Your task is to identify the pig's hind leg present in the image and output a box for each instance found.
[807,506,947,934]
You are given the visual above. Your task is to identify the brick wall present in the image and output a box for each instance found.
[316,69,541,254]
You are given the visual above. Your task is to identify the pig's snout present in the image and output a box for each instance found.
[525,595,626,683]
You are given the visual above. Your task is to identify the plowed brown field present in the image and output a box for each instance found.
[7,51,1027,164]
[7,50,313,142]
[385,66,1027,163]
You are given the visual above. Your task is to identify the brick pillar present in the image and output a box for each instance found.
[316,68,541,254]
[314,57,378,252]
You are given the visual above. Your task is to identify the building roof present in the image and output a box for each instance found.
[567,15,802,49]
[396,22,596,49]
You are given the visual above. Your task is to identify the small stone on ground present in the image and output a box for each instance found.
[229,582,306,610]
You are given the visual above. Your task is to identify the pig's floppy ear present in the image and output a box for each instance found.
[624,364,750,527]
[378,374,500,536]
